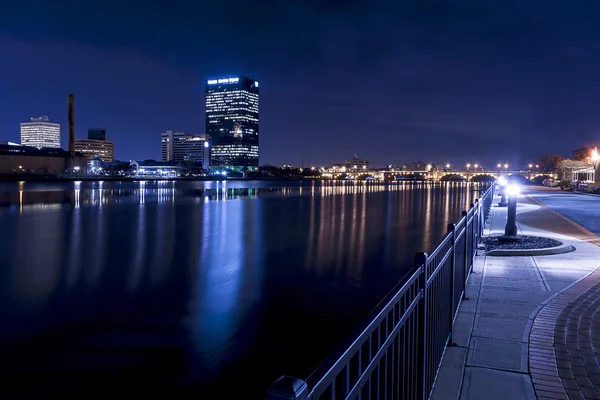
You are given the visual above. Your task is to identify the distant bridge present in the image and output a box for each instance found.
[340,169,558,181]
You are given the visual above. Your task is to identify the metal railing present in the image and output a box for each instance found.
[267,185,495,400]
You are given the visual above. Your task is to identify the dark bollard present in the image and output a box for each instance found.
[497,190,507,207]
[499,186,520,242]
[266,376,308,400]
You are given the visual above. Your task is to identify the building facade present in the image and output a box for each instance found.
[74,139,115,162]
[344,154,370,170]
[20,116,61,148]
[160,130,211,168]
[88,128,107,141]
[0,143,86,175]
[205,76,259,171]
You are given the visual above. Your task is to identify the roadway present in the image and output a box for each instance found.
[528,188,600,237]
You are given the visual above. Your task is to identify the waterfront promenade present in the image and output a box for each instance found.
[432,188,600,400]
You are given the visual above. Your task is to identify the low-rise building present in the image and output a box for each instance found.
[74,139,115,162]
[0,143,86,175]
[161,130,211,168]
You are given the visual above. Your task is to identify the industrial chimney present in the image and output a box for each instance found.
[68,94,75,157]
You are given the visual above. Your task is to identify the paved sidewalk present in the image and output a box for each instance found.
[431,192,600,400]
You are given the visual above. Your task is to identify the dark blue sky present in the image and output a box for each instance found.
[2,1,600,167]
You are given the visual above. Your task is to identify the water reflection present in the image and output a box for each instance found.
[0,180,487,398]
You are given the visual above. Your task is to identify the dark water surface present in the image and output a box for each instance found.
[0,180,482,398]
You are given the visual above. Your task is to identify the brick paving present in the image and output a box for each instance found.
[521,191,600,400]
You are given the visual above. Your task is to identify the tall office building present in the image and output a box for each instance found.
[161,130,211,168]
[88,128,106,141]
[20,116,61,148]
[205,76,259,171]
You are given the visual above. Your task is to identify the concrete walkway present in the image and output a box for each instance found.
[431,191,600,400]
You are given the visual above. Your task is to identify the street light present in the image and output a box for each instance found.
[466,163,471,171]
[528,164,533,168]
[504,163,509,169]
[446,163,451,169]
[496,163,502,169]
[593,148,599,184]
[474,163,479,169]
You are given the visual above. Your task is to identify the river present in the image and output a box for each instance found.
[0,180,483,398]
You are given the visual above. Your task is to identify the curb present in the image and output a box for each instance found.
[486,242,575,257]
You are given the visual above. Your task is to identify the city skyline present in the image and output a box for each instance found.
[3,2,600,166]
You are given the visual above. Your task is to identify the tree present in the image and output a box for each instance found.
[537,154,564,172]
[557,159,592,181]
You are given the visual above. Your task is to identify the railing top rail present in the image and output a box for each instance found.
[306,267,422,391]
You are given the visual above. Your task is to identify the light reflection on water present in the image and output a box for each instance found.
[0,180,483,398]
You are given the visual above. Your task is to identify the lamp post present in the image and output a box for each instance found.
[499,184,521,242]
[497,176,508,207]
[593,147,599,184]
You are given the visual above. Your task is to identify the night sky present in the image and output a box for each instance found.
[2,1,600,167]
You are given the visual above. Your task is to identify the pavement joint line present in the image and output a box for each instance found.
[465,364,531,376]
[532,256,551,292]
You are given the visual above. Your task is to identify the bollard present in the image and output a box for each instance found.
[266,376,308,400]
[498,190,507,207]
[498,189,520,242]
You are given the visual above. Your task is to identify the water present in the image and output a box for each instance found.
[0,180,481,398]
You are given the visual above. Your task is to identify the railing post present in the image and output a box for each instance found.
[462,210,469,300]
[266,376,309,400]
[473,199,480,249]
[447,223,456,346]
[415,251,429,400]
[469,203,475,274]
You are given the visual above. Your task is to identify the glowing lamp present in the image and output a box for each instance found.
[505,184,520,196]
[497,176,507,186]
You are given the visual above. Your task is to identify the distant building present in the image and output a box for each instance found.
[74,139,115,162]
[206,76,259,171]
[573,145,600,162]
[20,116,60,148]
[344,154,370,170]
[160,130,211,168]
[0,143,86,174]
[88,128,106,141]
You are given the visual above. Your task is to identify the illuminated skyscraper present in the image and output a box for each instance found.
[20,116,61,148]
[205,76,259,171]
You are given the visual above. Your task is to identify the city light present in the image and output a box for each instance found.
[504,163,509,169]
[528,164,533,168]
[497,176,507,186]
[466,163,471,168]
[497,163,502,168]
[474,163,479,168]
[506,184,520,196]
[446,163,450,168]
[204,141,209,148]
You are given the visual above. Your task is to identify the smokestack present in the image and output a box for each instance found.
[68,94,75,156]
